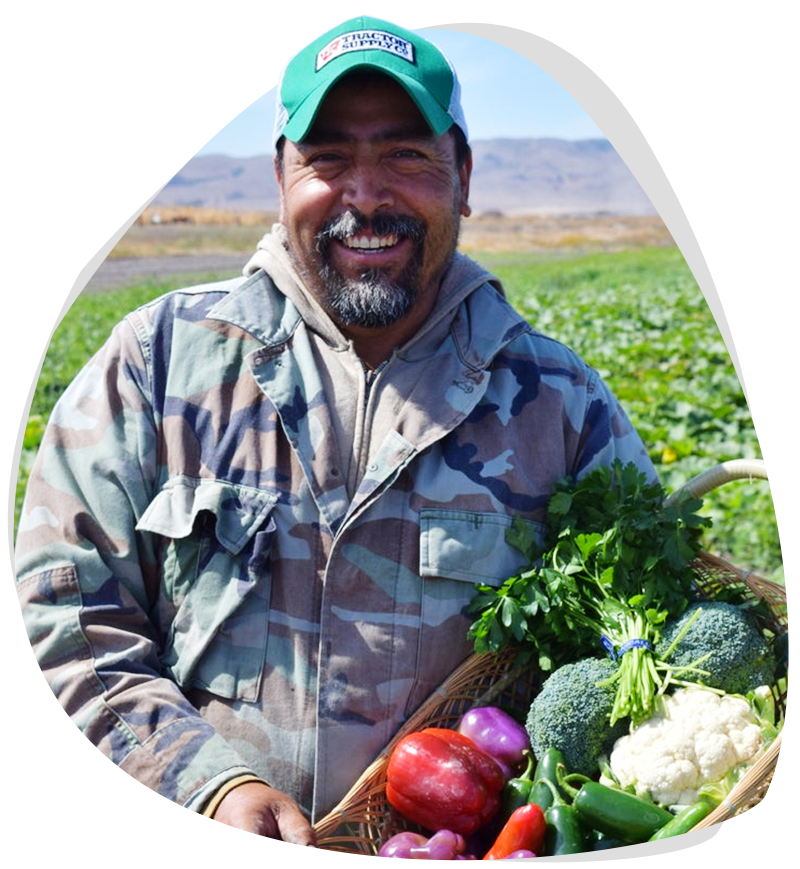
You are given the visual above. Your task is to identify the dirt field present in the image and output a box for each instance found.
[459,212,673,254]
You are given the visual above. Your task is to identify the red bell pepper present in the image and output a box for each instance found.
[482,802,546,860]
[385,728,506,836]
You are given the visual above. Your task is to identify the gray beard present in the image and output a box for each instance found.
[314,211,426,329]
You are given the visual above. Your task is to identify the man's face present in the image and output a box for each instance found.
[276,74,472,331]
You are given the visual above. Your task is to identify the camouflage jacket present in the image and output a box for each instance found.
[15,242,655,821]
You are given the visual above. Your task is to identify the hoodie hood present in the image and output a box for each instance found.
[243,224,502,362]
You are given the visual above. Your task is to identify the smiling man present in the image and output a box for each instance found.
[15,16,656,848]
[275,71,471,367]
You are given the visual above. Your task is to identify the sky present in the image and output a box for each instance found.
[13,12,790,172]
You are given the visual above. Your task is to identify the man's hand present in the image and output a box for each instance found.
[212,781,316,845]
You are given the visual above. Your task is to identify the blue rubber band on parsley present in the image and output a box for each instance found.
[466,459,711,727]
[602,637,654,661]
[619,639,654,655]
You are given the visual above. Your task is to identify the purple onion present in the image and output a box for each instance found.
[457,706,530,778]
[378,829,468,859]
[505,850,537,859]
[418,830,467,860]
[378,831,429,858]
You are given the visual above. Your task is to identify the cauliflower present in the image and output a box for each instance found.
[606,686,765,806]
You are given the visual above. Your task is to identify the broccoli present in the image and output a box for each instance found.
[525,657,629,777]
[656,601,776,696]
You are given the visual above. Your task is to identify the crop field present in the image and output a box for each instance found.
[15,240,782,582]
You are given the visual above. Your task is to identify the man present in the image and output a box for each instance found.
[15,16,655,847]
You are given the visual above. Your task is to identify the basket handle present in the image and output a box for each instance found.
[664,459,768,506]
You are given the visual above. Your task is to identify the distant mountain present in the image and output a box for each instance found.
[151,138,656,216]
[468,139,655,215]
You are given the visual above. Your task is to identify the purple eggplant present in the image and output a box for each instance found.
[457,707,530,778]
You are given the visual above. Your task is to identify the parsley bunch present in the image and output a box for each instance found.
[467,461,711,725]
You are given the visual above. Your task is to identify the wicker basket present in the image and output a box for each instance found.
[314,460,788,854]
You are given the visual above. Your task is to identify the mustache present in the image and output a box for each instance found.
[315,210,425,251]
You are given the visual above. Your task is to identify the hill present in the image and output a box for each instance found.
[151,138,656,217]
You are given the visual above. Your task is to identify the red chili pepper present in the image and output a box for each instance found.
[482,802,547,860]
[385,727,506,836]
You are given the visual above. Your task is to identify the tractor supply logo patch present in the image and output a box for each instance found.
[316,30,415,71]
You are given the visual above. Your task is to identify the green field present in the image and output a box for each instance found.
[15,247,783,581]
[489,247,781,581]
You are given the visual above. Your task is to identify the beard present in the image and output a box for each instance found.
[312,210,427,329]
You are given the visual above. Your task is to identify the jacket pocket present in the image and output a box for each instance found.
[404,508,544,716]
[136,475,278,701]
[419,508,543,587]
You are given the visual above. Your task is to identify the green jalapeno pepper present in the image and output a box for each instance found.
[537,777,586,856]
[499,751,536,821]
[575,783,673,842]
[558,766,673,844]
[620,797,716,862]
[589,831,628,851]
[648,795,716,841]
[528,746,566,810]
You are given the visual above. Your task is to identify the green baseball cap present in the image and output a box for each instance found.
[273,16,468,146]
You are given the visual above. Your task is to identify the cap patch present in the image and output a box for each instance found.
[316,29,415,71]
